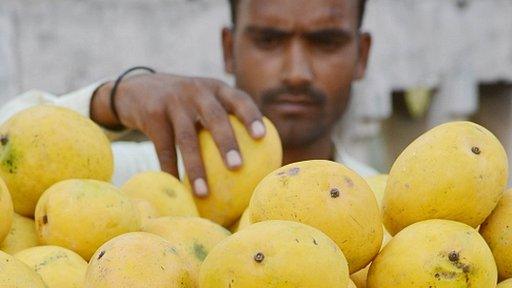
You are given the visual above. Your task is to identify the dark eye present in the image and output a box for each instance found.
[312,37,345,52]
[253,34,284,50]
[306,31,351,53]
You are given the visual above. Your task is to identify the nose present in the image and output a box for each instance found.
[281,39,314,88]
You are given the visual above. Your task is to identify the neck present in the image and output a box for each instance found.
[282,134,334,165]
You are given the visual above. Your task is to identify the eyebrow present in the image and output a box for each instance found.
[303,28,354,41]
[244,25,353,40]
[245,26,293,38]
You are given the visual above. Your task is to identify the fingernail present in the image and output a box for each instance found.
[251,120,266,138]
[194,178,208,197]
[226,150,242,168]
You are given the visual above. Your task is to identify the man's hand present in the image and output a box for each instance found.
[91,73,266,197]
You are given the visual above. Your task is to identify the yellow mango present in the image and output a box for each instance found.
[0,105,113,216]
[185,116,282,227]
[0,177,13,242]
[0,250,47,287]
[122,171,198,218]
[249,160,383,273]
[498,279,512,288]
[368,219,497,288]
[480,189,512,280]
[384,121,508,235]
[1,213,38,254]
[35,179,140,260]
[229,207,252,233]
[85,232,192,288]
[199,220,350,288]
[16,245,87,288]
[142,216,230,286]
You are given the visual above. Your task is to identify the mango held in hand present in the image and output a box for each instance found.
[85,232,192,288]
[249,160,383,273]
[383,121,508,235]
[0,105,113,216]
[367,219,497,288]
[16,245,87,288]
[480,189,512,280]
[142,216,231,286]
[0,250,47,287]
[199,220,350,288]
[0,213,38,254]
[0,177,13,243]
[185,116,282,227]
[35,179,140,260]
[122,171,199,218]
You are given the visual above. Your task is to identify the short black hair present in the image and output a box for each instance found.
[228,0,368,28]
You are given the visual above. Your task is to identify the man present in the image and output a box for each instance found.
[0,0,375,196]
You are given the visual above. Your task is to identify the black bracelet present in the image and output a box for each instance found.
[110,66,156,123]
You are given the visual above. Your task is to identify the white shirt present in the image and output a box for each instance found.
[0,83,378,186]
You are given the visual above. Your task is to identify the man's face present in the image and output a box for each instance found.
[223,0,370,148]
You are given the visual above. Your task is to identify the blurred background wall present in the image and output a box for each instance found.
[1,0,511,179]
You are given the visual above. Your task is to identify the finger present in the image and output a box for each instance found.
[195,93,243,170]
[143,115,179,177]
[169,111,209,198]
[217,84,266,139]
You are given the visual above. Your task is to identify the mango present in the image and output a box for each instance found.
[0,177,13,242]
[16,245,87,288]
[199,220,350,288]
[185,116,282,227]
[230,207,252,233]
[364,174,387,207]
[0,250,47,287]
[480,189,512,280]
[498,279,512,288]
[1,213,38,254]
[85,232,192,288]
[384,121,508,235]
[0,105,113,216]
[249,160,382,273]
[35,179,140,260]
[367,219,497,288]
[130,198,160,225]
[142,216,230,286]
[122,171,198,219]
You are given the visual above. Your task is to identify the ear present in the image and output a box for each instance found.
[355,32,372,80]
[222,27,235,74]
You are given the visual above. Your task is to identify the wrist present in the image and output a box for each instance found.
[90,81,124,129]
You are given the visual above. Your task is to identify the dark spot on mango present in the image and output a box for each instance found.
[0,135,8,146]
[163,188,176,198]
[0,139,19,174]
[254,252,265,263]
[448,251,460,262]
[98,250,105,260]
[193,243,208,261]
[330,188,340,198]
[288,167,300,176]
[313,238,318,245]
[42,215,48,225]
[471,146,481,155]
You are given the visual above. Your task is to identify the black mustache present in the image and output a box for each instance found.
[261,86,327,106]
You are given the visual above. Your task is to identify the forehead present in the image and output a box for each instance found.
[237,0,359,30]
